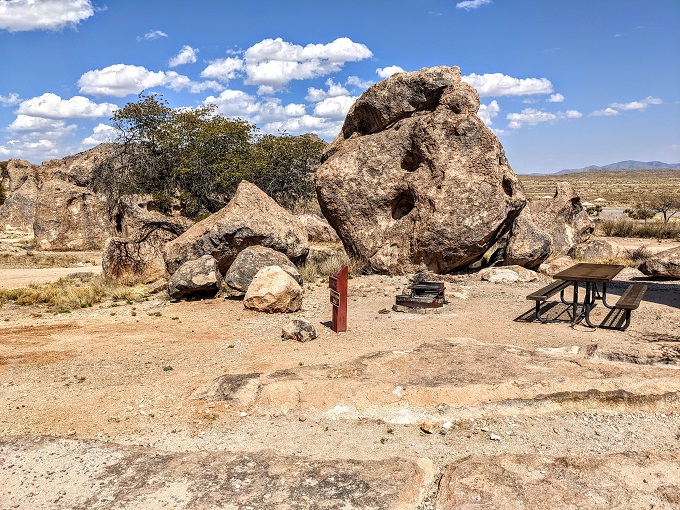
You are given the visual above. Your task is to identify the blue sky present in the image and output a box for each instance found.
[0,0,678,173]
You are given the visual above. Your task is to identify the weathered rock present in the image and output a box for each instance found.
[102,195,192,284]
[33,179,113,250]
[569,238,623,261]
[479,265,538,283]
[225,245,302,292]
[505,182,594,269]
[639,245,680,278]
[538,256,575,276]
[435,453,680,510]
[0,171,38,232]
[244,265,303,313]
[297,213,339,242]
[316,66,525,275]
[282,318,317,342]
[164,181,309,276]
[168,255,222,299]
[102,237,168,284]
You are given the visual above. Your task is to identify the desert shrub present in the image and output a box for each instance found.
[0,274,148,309]
[597,218,680,239]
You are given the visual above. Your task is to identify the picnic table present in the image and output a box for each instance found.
[527,262,647,330]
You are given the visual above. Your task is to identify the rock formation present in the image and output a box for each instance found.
[296,214,339,243]
[0,159,39,232]
[639,246,680,278]
[316,66,525,274]
[505,182,594,269]
[164,181,309,276]
[281,318,317,342]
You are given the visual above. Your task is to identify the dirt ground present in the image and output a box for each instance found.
[0,241,679,508]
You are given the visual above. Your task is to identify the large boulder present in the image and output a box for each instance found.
[33,179,113,250]
[316,66,525,274]
[569,238,623,261]
[0,164,38,232]
[639,246,680,278]
[296,214,340,243]
[225,245,302,292]
[505,182,594,269]
[164,181,309,275]
[168,255,222,299]
[243,265,303,313]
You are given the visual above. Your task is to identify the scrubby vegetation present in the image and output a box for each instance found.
[299,250,368,282]
[95,94,326,218]
[0,273,149,310]
[596,218,680,240]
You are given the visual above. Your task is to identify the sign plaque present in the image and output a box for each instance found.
[328,265,348,332]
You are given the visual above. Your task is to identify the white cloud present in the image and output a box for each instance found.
[243,37,373,94]
[507,108,582,128]
[589,107,619,117]
[313,96,356,119]
[305,79,350,102]
[609,96,662,111]
[138,30,168,41]
[346,76,374,90]
[548,93,565,103]
[376,66,405,79]
[456,0,492,10]
[168,45,198,67]
[17,93,117,119]
[478,100,500,126]
[0,92,21,106]
[78,64,222,97]
[82,123,117,146]
[462,73,554,97]
[8,114,76,135]
[0,0,94,32]
[200,57,244,84]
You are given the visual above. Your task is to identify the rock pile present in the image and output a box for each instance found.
[316,66,525,275]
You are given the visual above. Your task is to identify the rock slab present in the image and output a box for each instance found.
[225,245,302,292]
[639,245,680,279]
[0,436,435,510]
[164,180,309,275]
[316,66,525,274]
[435,452,680,509]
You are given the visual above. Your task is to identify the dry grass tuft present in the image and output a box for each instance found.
[596,219,680,240]
[0,273,149,310]
[299,251,368,282]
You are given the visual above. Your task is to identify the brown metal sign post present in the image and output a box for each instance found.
[329,265,348,332]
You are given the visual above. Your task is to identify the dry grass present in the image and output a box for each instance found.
[0,273,149,310]
[519,170,680,206]
[299,251,368,282]
[596,218,680,240]
[0,250,95,269]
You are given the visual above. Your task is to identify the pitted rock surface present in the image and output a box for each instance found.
[316,66,525,275]
[639,245,680,279]
[164,181,309,276]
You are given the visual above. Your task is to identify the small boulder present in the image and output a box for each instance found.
[569,239,623,261]
[538,256,575,276]
[244,266,303,313]
[480,265,537,283]
[225,245,302,292]
[281,318,317,342]
[639,246,680,279]
[168,255,222,299]
[297,214,340,242]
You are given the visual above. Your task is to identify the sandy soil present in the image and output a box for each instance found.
[0,246,679,508]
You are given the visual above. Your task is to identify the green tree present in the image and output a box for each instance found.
[624,202,656,223]
[648,192,680,223]
[249,134,327,211]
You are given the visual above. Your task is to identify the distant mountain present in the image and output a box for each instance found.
[555,160,680,174]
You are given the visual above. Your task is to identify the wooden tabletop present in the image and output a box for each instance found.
[553,263,625,283]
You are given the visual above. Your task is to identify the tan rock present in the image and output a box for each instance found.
[164,181,309,275]
[570,238,623,260]
[480,265,538,283]
[316,66,525,274]
[244,265,303,313]
[296,213,339,242]
[506,182,594,269]
[168,255,222,299]
[538,256,575,276]
[639,245,680,279]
